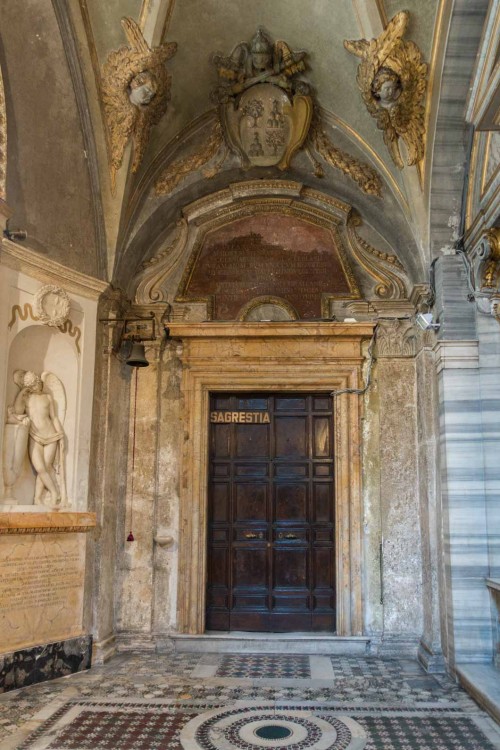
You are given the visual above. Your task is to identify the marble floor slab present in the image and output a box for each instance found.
[0,652,499,749]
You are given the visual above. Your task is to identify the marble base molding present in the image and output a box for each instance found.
[170,322,374,636]
[417,638,446,673]
[0,634,92,693]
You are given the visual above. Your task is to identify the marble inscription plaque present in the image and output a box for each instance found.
[177,215,359,319]
[0,533,85,652]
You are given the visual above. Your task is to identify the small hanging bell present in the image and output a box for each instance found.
[126,342,149,367]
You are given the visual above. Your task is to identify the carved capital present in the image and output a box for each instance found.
[375,319,416,358]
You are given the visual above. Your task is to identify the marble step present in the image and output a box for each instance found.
[171,632,371,655]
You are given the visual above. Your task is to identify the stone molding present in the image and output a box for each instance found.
[169,321,373,636]
[433,340,479,374]
[0,239,109,299]
[0,512,96,534]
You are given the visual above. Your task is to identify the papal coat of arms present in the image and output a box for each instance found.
[155,28,383,197]
[213,28,312,169]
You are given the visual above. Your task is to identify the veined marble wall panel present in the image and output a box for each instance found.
[152,344,182,637]
[362,354,383,637]
[377,357,423,641]
[434,259,477,341]
[477,314,500,579]
[436,356,492,663]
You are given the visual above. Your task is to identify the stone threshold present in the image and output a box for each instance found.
[171,632,371,655]
[456,663,500,724]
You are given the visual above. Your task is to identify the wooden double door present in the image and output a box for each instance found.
[206,393,336,632]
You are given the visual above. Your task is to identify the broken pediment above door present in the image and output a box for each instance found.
[132,181,410,321]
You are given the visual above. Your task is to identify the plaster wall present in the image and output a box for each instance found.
[0,2,101,276]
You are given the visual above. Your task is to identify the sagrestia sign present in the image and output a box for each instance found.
[210,411,271,424]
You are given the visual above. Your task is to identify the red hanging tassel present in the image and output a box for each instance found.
[126,531,135,542]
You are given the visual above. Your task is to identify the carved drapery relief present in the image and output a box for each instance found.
[376,319,416,358]
[132,181,409,318]
[3,371,69,508]
[102,17,177,191]
[0,63,6,201]
[346,212,409,300]
[344,11,428,169]
[155,29,382,197]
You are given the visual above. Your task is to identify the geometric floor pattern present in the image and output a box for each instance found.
[0,653,499,749]
[216,655,311,679]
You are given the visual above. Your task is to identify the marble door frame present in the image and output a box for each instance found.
[169,322,373,636]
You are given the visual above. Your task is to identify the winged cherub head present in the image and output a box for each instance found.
[371,67,402,107]
[128,70,158,107]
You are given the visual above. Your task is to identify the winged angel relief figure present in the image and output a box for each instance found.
[102,18,177,191]
[344,11,428,169]
[4,371,68,508]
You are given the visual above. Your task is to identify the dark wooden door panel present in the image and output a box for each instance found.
[207,393,336,633]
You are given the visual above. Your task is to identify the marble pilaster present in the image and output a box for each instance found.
[375,326,423,652]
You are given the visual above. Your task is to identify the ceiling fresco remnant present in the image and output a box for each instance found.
[155,28,383,197]
[175,214,360,320]
[101,17,177,191]
[344,11,428,169]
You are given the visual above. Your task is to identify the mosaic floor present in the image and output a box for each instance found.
[0,652,499,749]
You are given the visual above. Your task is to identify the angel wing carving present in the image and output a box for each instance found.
[344,11,428,169]
[101,17,177,191]
[41,372,67,426]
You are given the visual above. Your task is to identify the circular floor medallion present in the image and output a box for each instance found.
[180,703,367,750]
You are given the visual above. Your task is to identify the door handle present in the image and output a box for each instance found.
[278,532,298,540]
[245,532,263,539]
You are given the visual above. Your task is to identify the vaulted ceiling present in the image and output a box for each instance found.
[0,0,489,291]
